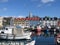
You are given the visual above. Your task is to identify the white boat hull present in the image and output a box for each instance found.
[57,38,60,43]
[0,32,32,40]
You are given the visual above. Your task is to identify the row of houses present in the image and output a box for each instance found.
[10,16,60,28]
[10,16,40,28]
[0,14,60,29]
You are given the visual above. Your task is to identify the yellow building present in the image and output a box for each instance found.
[0,17,3,28]
[13,18,29,28]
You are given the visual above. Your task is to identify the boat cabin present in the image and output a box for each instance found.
[0,26,15,34]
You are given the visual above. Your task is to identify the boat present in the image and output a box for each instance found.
[0,26,32,40]
[26,40,35,45]
[56,33,60,45]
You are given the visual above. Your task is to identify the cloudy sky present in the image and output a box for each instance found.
[0,0,60,17]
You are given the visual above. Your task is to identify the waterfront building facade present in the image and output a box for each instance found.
[28,16,40,27]
[13,18,29,28]
[2,14,59,29]
[13,16,40,28]
[40,16,58,28]
[0,17,3,28]
[11,13,40,28]
[3,17,12,26]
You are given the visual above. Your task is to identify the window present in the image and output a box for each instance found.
[43,18,45,20]
[1,31,4,34]
[50,18,53,20]
[6,28,8,30]
[54,17,58,20]
[47,18,49,20]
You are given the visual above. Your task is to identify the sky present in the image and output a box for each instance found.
[0,0,60,17]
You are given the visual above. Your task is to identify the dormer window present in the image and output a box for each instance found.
[43,18,45,20]
[54,17,58,20]
[47,18,49,20]
[50,18,53,20]
[6,28,8,30]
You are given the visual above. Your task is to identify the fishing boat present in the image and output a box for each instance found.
[0,26,32,40]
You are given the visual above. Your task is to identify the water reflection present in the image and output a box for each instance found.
[0,40,31,45]
[31,29,59,45]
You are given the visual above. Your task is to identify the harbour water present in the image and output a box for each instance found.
[0,31,57,45]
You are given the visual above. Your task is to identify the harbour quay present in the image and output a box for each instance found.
[0,13,60,45]
[0,13,60,30]
[0,41,25,45]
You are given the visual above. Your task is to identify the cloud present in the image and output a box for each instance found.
[2,15,25,18]
[31,0,55,8]
[0,8,7,12]
[3,8,7,11]
[0,0,8,3]
[37,0,55,8]
[1,15,10,17]
[17,16,25,18]
[41,0,55,3]
[31,0,55,3]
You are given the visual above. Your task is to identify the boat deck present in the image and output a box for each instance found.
[0,33,31,40]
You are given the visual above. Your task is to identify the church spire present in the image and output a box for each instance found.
[29,12,32,18]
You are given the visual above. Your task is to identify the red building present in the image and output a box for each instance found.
[58,21,60,26]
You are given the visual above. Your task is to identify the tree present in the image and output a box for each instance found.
[3,17,12,26]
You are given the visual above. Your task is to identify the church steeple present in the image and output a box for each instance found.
[29,12,32,18]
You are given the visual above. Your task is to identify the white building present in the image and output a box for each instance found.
[40,17,58,27]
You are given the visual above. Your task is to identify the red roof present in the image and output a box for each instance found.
[15,17,40,21]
